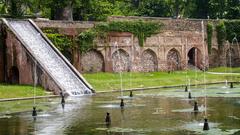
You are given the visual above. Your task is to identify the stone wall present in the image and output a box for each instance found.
[2,17,239,94]
[34,17,210,73]
[209,21,240,68]
[0,25,61,94]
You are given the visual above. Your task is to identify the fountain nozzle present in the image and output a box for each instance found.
[105,112,111,124]
[230,82,233,88]
[185,86,188,92]
[194,101,199,111]
[188,92,192,99]
[120,99,124,108]
[32,107,37,117]
[203,118,210,130]
[130,91,133,97]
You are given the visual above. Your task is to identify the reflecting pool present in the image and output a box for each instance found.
[1,84,240,135]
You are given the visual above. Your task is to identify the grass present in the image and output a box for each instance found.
[0,98,54,115]
[0,84,49,99]
[83,67,240,91]
[0,84,53,115]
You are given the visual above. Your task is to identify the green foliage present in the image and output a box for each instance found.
[77,20,162,53]
[77,30,96,53]
[208,0,227,19]
[1,0,240,20]
[207,23,213,54]
[224,20,240,42]
[96,20,162,46]
[43,29,73,51]
[216,21,226,48]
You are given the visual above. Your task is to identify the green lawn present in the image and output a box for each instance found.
[0,99,53,115]
[0,84,52,114]
[83,67,240,91]
[0,67,239,97]
[0,84,49,99]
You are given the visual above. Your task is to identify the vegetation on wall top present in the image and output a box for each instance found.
[207,22,213,54]
[224,20,240,42]
[77,20,162,53]
[216,21,226,48]
[43,29,73,51]
[214,20,240,49]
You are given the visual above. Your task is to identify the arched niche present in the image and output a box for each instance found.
[112,49,130,72]
[141,49,158,72]
[167,48,181,70]
[81,50,104,72]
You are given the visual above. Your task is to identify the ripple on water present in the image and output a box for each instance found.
[183,121,240,135]
[216,92,240,94]
[152,108,164,115]
[171,106,206,113]
[0,115,11,119]
[98,103,145,109]
[95,127,151,134]
[117,96,136,100]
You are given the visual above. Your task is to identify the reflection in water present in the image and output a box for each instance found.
[0,85,240,134]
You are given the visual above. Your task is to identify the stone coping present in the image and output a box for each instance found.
[0,95,58,102]
[97,81,239,93]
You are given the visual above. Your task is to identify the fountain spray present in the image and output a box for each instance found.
[202,20,209,130]
[32,60,37,119]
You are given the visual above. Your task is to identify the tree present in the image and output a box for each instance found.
[208,0,227,19]
[137,0,171,17]
[43,0,74,20]
[225,0,240,19]
[189,0,208,19]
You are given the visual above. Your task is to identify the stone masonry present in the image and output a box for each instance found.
[1,16,237,90]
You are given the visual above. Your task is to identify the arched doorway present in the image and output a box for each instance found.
[141,49,158,72]
[167,49,181,70]
[81,50,104,72]
[112,49,130,72]
[10,66,19,84]
[188,47,202,69]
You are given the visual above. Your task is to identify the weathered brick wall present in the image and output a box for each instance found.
[34,17,210,72]
[1,26,61,94]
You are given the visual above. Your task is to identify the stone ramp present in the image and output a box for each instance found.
[3,19,93,96]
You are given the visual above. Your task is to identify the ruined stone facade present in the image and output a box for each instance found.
[34,17,211,73]
[0,23,61,94]
[0,16,238,90]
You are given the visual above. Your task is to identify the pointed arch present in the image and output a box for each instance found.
[167,48,181,70]
[141,49,158,72]
[112,49,130,72]
[187,47,202,69]
[81,50,104,72]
